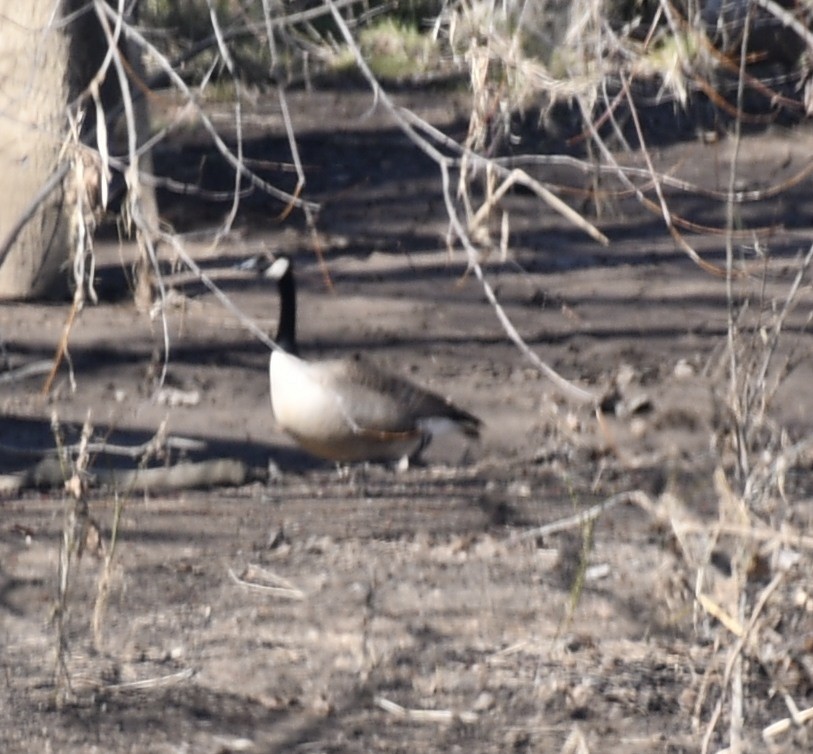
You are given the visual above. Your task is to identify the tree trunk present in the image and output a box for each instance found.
[0,3,74,299]
[0,0,157,301]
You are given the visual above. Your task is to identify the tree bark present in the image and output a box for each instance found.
[0,3,74,299]
[0,0,158,301]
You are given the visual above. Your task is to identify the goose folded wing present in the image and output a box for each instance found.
[312,354,481,438]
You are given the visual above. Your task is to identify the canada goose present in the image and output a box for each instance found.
[261,254,481,464]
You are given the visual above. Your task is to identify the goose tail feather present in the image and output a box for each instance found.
[433,403,481,439]
[453,409,482,439]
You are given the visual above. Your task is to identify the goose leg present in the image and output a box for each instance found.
[398,431,432,471]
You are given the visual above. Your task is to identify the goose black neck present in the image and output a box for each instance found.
[274,265,299,356]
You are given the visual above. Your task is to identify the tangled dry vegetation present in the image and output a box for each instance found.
[3,1,813,751]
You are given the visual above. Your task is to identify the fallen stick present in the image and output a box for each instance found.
[0,360,55,384]
[0,458,267,495]
[0,435,206,460]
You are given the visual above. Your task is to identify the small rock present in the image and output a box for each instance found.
[473,691,495,711]
[507,481,531,498]
[585,563,611,581]
[674,359,695,379]
[213,735,255,752]
[629,417,648,438]
[616,363,637,388]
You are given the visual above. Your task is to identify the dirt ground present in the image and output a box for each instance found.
[2,88,813,752]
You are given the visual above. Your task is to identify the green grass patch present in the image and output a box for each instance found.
[333,18,441,81]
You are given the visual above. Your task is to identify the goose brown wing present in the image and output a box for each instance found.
[313,354,481,437]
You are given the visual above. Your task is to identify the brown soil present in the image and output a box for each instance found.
[2,89,813,753]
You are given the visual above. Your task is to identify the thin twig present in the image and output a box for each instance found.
[0,162,71,271]
[96,2,318,213]
[762,703,813,740]
[104,667,195,692]
[324,0,600,404]
[510,490,645,542]
[753,0,813,51]
[227,566,306,600]
[374,695,478,724]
